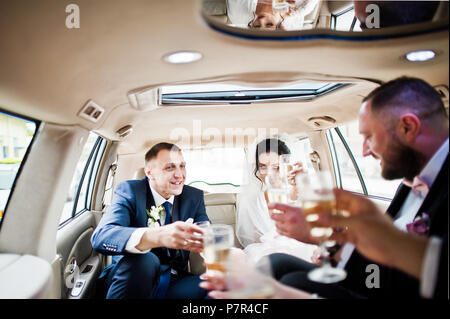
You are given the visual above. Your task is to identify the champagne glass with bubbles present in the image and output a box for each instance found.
[265,173,290,206]
[295,170,347,283]
[203,224,234,273]
[279,154,294,186]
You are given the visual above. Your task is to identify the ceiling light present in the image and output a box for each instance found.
[405,50,436,62]
[163,51,202,64]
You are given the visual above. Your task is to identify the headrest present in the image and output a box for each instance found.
[133,167,146,180]
[204,193,236,206]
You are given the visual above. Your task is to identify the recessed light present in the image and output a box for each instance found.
[163,51,202,64]
[405,50,436,62]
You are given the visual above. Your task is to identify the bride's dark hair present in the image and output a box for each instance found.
[254,138,290,182]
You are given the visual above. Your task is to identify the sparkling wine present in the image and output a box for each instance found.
[267,188,289,204]
[279,163,294,182]
[203,245,230,272]
[302,199,335,240]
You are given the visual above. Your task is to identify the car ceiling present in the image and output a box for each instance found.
[0,0,448,153]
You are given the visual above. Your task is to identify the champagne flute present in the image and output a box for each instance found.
[279,154,294,186]
[203,224,234,273]
[265,173,290,206]
[295,171,347,283]
[194,221,211,259]
[272,0,289,13]
[224,251,275,299]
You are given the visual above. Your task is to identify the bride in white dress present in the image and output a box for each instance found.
[235,137,317,263]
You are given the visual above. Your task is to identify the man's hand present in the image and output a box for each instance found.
[199,268,317,299]
[316,189,411,269]
[268,203,317,245]
[314,188,429,279]
[199,271,229,298]
[138,221,204,253]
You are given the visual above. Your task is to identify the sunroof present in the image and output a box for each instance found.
[159,82,349,105]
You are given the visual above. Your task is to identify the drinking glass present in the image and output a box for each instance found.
[279,154,294,186]
[224,251,275,299]
[295,170,347,283]
[203,224,234,273]
[265,173,290,205]
[272,0,289,13]
[194,221,211,259]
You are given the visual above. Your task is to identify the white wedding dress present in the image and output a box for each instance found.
[235,137,317,263]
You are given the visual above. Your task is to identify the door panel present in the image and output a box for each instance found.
[56,211,102,299]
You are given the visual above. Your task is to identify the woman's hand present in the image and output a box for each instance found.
[287,162,305,185]
[268,203,318,245]
[287,162,305,201]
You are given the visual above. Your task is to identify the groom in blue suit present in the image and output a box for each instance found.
[91,142,210,298]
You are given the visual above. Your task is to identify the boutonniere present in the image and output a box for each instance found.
[146,205,163,228]
[406,212,430,235]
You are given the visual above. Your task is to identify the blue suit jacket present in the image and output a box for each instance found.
[91,177,209,273]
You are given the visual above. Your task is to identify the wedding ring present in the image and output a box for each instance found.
[183,240,188,246]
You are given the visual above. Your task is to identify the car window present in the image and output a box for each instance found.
[327,120,399,200]
[183,147,246,193]
[0,111,39,227]
[60,132,106,225]
[332,7,362,32]
[290,137,315,171]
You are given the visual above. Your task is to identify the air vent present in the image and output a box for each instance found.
[78,100,104,123]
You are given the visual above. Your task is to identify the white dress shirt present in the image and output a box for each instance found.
[124,181,174,254]
[337,138,448,298]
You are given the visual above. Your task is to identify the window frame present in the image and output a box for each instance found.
[85,138,107,210]
[331,5,360,32]
[0,109,41,230]
[59,135,106,227]
[326,126,393,202]
[334,127,368,195]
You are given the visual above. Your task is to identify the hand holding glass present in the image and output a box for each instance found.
[295,171,346,283]
[194,221,211,259]
[203,224,234,273]
[265,173,290,205]
[224,251,275,299]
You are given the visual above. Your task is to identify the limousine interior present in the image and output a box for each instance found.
[0,0,448,299]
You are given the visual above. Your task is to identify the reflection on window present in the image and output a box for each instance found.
[0,112,38,226]
[183,148,246,193]
[332,7,362,31]
[60,133,105,225]
[329,121,399,200]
